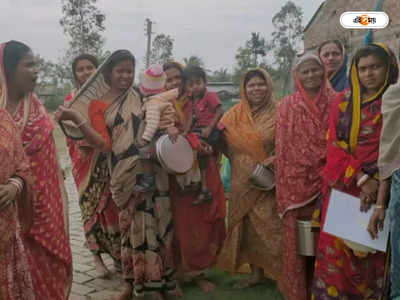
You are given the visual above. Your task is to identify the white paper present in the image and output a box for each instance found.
[323,189,390,252]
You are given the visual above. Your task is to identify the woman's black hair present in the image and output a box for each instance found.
[243,69,266,88]
[318,40,344,55]
[353,44,399,86]
[102,50,135,84]
[181,66,207,88]
[71,54,99,81]
[3,40,31,83]
[163,62,183,73]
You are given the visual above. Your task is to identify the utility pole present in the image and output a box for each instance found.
[145,18,153,68]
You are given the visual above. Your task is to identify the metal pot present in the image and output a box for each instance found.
[155,134,194,174]
[297,219,316,256]
[249,163,275,191]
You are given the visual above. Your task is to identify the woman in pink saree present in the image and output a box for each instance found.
[0,108,35,300]
[0,40,72,300]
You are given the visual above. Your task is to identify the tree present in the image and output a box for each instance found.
[35,55,57,84]
[267,0,304,95]
[247,32,266,66]
[232,32,268,85]
[183,56,205,68]
[60,0,106,62]
[208,68,232,82]
[150,34,174,65]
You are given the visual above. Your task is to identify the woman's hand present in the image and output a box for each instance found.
[359,178,379,212]
[54,105,82,123]
[367,208,386,239]
[0,184,18,211]
[167,126,179,143]
[198,140,212,155]
[201,127,212,139]
[262,156,275,167]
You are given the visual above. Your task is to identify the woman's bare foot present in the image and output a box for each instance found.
[111,283,133,300]
[93,254,110,279]
[233,267,263,290]
[167,282,184,298]
[149,291,166,300]
[195,278,215,293]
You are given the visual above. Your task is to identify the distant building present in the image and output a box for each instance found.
[304,0,400,60]
[207,82,239,98]
[36,83,57,103]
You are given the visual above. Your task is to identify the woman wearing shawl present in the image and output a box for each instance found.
[275,53,337,300]
[369,81,400,300]
[57,50,176,300]
[0,40,72,300]
[64,53,121,278]
[311,43,398,299]
[0,108,35,300]
[163,62,226,294]
[319,40,349,92]
[217,68,283,289]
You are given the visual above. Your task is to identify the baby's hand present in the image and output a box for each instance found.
[136,137,149,148]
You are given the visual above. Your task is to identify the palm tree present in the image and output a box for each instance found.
[183,55,205,68]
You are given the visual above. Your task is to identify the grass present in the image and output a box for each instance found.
[53,124,284,300]
[179,269,284,300]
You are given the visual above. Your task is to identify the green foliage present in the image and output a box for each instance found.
[267,0,304,96]
[183,55,205,68]
[208,68,232,82]
[150,34,174,65]
[41,83,73,112]
[233,32,269,86]
[60,0,106,63]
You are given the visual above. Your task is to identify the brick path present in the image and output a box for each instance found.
[63,160,123,300]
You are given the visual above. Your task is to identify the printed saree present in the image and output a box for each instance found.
[64,91,120,261]
[312,43,399,300]
[68,51,176,296]
[0,42,72,300]
[217,68,282,280]
[0,108,35,300]
[275,53,337,300]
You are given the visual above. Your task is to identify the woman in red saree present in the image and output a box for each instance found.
[0,108,35,300]
[311,43,399,300]
[65,54,121,277]
[0,40,72,300]
[163,62,227,294]
[275,53,338,300]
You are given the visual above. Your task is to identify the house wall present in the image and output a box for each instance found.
[304,0,400,60]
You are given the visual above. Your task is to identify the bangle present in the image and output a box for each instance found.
[76,119,87,128]
[375,205,385,210]
[357,174,369,187]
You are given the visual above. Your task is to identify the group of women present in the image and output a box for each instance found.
[1,37,399,300]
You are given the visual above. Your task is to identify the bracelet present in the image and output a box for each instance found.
[76,119,87,128]
[357,174,369,187]
[374,205,386,210]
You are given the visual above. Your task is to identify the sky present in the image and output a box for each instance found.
[0,0,325,72]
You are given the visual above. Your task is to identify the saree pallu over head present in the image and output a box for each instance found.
[0,41,72,299]
[328,41,349,92]
[322,43,399,188]
[69,50,143,209]
[219,68,276,164]
[275,53,338,217]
